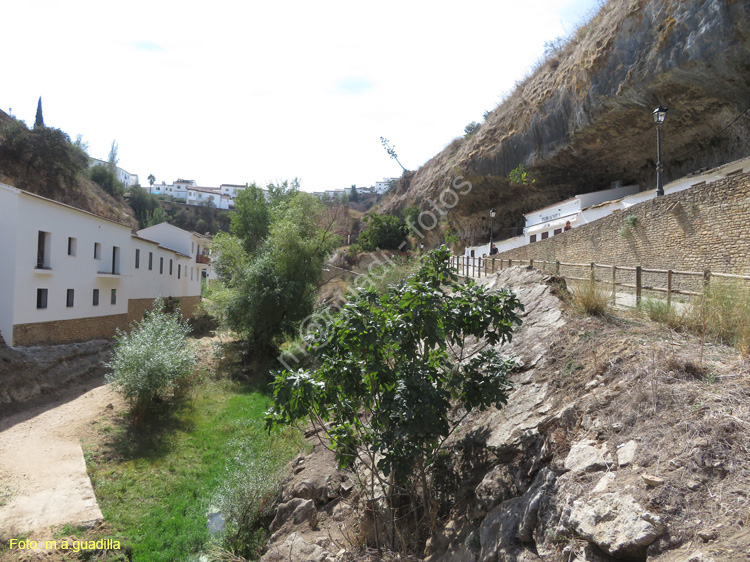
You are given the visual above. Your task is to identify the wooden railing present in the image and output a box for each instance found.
[449,255,750,307]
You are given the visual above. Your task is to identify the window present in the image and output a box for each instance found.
[554,228,563,236]
[111,289,117,305]
[67,237,77,256]
[160,257,164,274]
[149,252,153,270]
[135,249,140,269]
[169,259,173,275]
[541,232,549,240]
[530,234,537,243]
[112,246,120,274]
[191,242,195,254]
[66,289,74,307]
[93,289,99,306]
[178,264,181,279]
[94,242,102,260]
[36,288,48,309]
[37,231,51,269]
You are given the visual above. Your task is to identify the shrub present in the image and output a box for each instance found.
[89,164,124,197]
[641,298,683,330]
[358,213,406,251]
[106,298,197,417]
[570,281,610,317]
[686,280,750,355]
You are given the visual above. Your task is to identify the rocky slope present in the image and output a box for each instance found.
[263,267,750,562]
[382,0,750,248]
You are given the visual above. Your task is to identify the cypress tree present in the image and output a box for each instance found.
[34,97,44,128]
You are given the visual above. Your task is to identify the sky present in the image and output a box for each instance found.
[2,0,602,192]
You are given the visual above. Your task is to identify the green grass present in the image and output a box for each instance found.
[84,377,303,562]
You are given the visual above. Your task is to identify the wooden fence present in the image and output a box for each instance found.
[449,255,750,307]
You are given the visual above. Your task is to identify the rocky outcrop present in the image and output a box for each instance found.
[382,0,750,248]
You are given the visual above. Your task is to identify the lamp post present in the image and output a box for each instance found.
[653,106,668,196]
[489,208,497,252]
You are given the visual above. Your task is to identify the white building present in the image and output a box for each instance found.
[0,182,210,347]
[374,178,397,195]
[89,158,139,189]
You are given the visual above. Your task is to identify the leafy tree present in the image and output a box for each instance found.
[509,162,536,185]
[128,185,160,228]
[89,164,124,197]
[0,117,89,194]
[148,174,155,186]
[107,140,119,173]
[73,134,89,156]
[106,298,197,419]
[224,193,338,356]
[267,247,523,545]
[34,97,44,129]
[230,184,270,254]
[464,121,480,137]
[145,206,166,227]
[358,213,406,251]
[380,137,407,173]
[350,185,359,202]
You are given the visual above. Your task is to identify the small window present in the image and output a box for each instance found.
[191,242,195,254]
[530,234,537,243]
[178,264,181,279]
[67,237,77,256]
[66,289,74,307]
[160,257,164,274]
[554,228,563,236]
[93,289,99,306]
[135,249,140,269]
[149,252,153,270]
[169,259,173,275]
[36,288,48,309]
[541,232,549,240]
[94,242,102,260]
[111,289,117,305]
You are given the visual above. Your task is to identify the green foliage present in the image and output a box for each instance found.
[210,232,249,288]
[128,185,161,228]
[145,206,166,227]
[107,140,119,173]
[359,213,406,251]
[147,173,155,186]
[34,97,44,129]
[105,298,197,418]
[687,280,750,355]
[508,163,535,185]
[230,184,270,254]
[0,117,89,194]
[464,121,480,137]
[619,214,639,238]
[89,164,124,197]
[213,192,338,357]
[267,247,522,539]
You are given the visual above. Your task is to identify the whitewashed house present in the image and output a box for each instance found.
[0,182,210,347]
[89,158,139,188]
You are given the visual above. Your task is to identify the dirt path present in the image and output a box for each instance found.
[0,380,122,537]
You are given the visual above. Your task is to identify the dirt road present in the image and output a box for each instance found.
[0,380,122,537]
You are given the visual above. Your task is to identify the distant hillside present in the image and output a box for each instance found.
[381,0,750,248]
[0,109,137,229]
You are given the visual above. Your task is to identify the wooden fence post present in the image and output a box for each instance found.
[590,262,596,286]
[611,266,617,305]
[492,257,496,273]
[667,270,672,308]
[530,259,534,270]
[636,266,642,307]
[508,259,512,268]
[478,257,482,278]
[703,270,711,293]
[555,260,560,275]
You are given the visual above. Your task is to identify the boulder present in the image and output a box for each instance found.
[564,440,611,473]
[566,493,666,559]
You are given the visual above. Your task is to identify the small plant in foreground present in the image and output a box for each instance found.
[106,297,197,419]
[570,282,610,317]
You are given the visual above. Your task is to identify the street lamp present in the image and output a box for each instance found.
[653,106,668,196]
[489,208,497,252]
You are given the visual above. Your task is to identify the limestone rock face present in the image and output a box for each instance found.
[565,493,666,559]
[382,0,750,247]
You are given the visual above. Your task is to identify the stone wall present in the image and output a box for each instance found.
[13,295,202,347]
[494,172,750,291]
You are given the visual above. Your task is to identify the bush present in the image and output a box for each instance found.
[686,280,750,355]
[570,281,610,317]
[358,213,406,251]
[641,298,683,330]
[106,298,197,417]
[89,164,124,197]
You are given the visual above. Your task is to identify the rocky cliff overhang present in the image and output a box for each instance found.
[382,0,750,247]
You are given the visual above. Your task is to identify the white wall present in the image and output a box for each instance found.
[0,186,21,343]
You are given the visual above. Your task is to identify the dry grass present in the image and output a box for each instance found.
[569,281,611,317]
